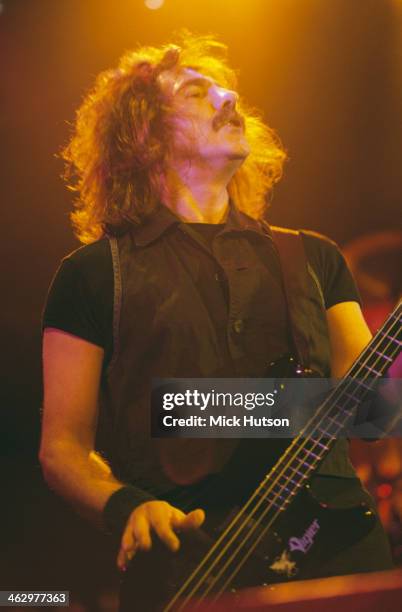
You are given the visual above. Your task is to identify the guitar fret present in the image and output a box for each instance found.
[261,483,284,499]
[326,415,344,428]
[287,477,303,488]
[342,379,366,402]
[263,491,289,507]
[334,405,354,417]
[317,427,335,437]
[301,448,321,461]
[374,350,392,362]
[255,494,280,511]
[291,467,310,479]
[282,485,297,496]
[354,379,372,392]
[380,331,402,346]
[293,455,317,470]
[269,481,299,497]
[258,484,285,500]
[342,391,360,403]
[270,481,297,497]
[267,499,286,511]
[267,491,289,504]
[362,363,382,376]
[263,482,301,510]
[315,441,330,451]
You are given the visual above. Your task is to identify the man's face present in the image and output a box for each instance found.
[158,67,250,167]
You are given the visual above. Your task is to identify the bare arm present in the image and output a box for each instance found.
[40,328,123,522]
[40,328,204,569]
[326,301,372,377]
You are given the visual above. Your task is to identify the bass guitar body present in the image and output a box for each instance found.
[120,484,376,611]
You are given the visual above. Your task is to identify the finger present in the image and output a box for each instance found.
[177,508,205,530]
[117,526,136,570]
[152,517,180,551]
[116,546,137,572]
[132,512,152,551]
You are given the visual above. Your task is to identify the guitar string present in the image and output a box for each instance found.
[168,346,400,608]
[194,327,402,607]
[165,309,401,610]
[166,313,395,610]
[208,340,402,602]
[189,341,402,606]
[167,312,401,610]
[196,321,402,603]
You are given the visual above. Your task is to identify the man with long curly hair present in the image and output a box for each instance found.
[40,32,393,609]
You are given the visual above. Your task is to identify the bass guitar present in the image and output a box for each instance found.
[122,301,401,611]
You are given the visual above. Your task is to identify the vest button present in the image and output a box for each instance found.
[233,319,244,333]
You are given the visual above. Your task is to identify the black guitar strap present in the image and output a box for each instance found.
[269,226,330,376]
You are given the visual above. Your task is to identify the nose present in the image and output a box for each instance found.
[208,84,238,111]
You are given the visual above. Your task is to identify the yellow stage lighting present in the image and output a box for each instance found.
[145,0,165,10]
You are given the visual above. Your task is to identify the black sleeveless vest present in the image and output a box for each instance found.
[96,211,356,496]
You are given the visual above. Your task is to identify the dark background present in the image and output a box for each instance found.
[1,0,401,609]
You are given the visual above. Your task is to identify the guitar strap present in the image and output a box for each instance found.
[269,226,331,377]
[269,226,360,478]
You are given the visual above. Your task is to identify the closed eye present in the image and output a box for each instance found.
[185,87,206,98]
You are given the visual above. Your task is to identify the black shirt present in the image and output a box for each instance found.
[42,209,363,507]
[43,223,360,372]
[42,218,396,580]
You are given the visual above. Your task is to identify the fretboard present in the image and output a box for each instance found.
[257,299,402,511]
[165,302,402,610]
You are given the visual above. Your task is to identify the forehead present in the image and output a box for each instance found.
[157,67,216,96]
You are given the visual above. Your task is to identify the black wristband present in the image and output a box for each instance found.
[102,486,155,537]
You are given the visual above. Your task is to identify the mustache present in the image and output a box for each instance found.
[212,109,245,132]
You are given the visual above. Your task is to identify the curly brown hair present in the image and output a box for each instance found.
[62,31,287,244]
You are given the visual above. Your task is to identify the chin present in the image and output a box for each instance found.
[199,142,250,166]
[231,147,250,158]
[226,145,250,161]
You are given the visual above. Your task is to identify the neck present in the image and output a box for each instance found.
[162,160,238,223]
